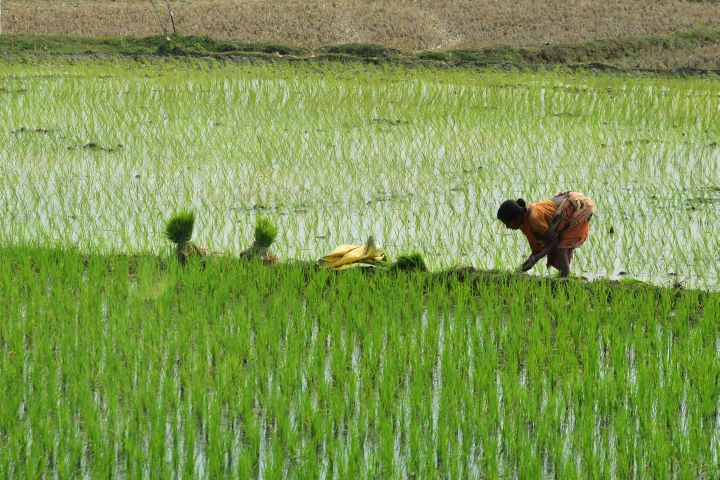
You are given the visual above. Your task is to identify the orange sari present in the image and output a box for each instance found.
[520,192,595,254]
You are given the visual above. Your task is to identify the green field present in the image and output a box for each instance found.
[1,58,719,477]
[1,247,719,478]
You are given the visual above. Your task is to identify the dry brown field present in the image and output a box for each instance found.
[3,1,720,52]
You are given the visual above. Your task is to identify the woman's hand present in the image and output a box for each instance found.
[521,229,559,272]
[521,253,538,271]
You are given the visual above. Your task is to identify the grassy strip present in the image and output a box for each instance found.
[0,244,704,296]
[1,27,719,71]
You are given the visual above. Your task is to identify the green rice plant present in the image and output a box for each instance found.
[254,215,278,249]
[240,215,278,261]
[164,210,208,264]
[164,209,195,245]
[391,251,428,272]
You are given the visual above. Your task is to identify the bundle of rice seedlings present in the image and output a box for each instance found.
[392,251,427,272]
[164,210,195,245]
[164,210,208,264]
[254,216,278,250]
[240,216,278,262]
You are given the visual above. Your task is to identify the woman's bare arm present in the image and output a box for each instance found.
[521,229,560,271]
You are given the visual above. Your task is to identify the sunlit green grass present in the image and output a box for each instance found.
[0,58,718,287]
[0,246,718,477]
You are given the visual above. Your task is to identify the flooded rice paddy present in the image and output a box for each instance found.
[0,59,719,478]
[0,60,718,287]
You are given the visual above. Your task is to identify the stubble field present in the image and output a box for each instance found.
[3,0,720,52]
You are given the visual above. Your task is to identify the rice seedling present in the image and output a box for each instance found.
[0,246,717,477]
[164,210,208,264]
[164,210,195,245]
[253,216,278,249]
[239,215,278,263]
[391,251,428,272]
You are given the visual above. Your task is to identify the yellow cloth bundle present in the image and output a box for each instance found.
[316,236,387,270]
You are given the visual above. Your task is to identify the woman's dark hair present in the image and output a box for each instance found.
[497,198,526,223]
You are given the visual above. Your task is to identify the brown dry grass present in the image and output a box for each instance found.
[3,1,719,52]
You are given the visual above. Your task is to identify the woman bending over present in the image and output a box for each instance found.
[497,191,596,277]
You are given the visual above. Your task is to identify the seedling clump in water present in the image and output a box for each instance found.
[240,215,278,262]
[254,215,278,249]
[164,210,208,264]
[392,251,428,272]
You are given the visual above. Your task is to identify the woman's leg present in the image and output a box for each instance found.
[548,248,571,277]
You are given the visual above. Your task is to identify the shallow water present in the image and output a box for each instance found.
[0,61,718,289]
